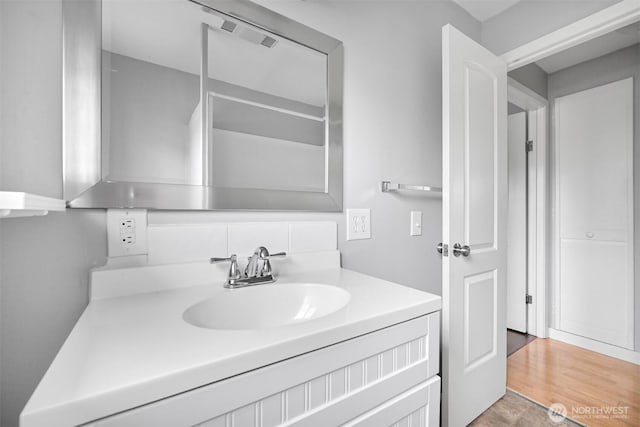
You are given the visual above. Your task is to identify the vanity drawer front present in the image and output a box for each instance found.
[86,312,440,427]
[343,375,440,427]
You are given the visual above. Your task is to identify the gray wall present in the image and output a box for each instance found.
[548,43,640,350]
[509,62,548,99]
[508,103,525,115]
[150,0,481,292]
[104,52,326,189]
[482,0,621,56]
[0,2,107,426]
[103,51,200,184]
[0,0,480,425]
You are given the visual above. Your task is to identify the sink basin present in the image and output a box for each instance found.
[183,283,350,330]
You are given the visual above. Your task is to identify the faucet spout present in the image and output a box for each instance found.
[244,251,260,278]
[245,246,272,278]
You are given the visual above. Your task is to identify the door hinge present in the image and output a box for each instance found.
[526,294,533,304]
[526,141,534,152]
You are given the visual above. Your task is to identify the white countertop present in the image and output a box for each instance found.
[21,253,441,427]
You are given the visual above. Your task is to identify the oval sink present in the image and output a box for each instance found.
[183,283,350,330]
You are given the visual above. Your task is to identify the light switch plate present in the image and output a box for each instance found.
[107,209,148,257]
[346,208,371,240]
[410,211,422,236]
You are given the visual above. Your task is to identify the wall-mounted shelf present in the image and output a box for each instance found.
[0,191,66,219]
[207,92,325,147]
[381,181,442,194]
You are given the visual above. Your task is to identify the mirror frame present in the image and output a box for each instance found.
[63,0,343,211]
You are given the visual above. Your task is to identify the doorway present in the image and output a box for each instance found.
[500,3,640,426]
[506,78,548,345]
[506,17,640,365]
[505,78,548,359]
[502,0,640,362]
[507,107,527,335]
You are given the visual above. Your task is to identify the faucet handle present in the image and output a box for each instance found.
[211,255,234,263]
[261,259,273,276]
[211,254,241,280]
[259,252,286,276]
[253,247,287,260]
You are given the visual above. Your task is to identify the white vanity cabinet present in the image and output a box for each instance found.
[88,313,440,427]
[21,260,442,427]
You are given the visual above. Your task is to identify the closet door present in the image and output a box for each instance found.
[556,78,634,350]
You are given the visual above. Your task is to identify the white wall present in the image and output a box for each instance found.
[548,44,640,351]
[482,0,621,56]
[0,2,107,427]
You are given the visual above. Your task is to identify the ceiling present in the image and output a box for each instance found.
[451,0,640,74]
[452,0,523,22]
[536,22,640,73]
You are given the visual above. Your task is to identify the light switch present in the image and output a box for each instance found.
[346,209,371,240]
[410,211,422,236]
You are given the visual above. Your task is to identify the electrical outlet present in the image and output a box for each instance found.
[346,208,371,240]
[120,218,136,245]
[107,209,148,257]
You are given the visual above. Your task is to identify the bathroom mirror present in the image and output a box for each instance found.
[63,0,343,211]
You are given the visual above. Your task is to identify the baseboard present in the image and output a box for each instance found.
[548,328,640,365]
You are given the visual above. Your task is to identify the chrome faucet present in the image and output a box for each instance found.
[211,246,286,289]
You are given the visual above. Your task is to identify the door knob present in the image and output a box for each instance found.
[453,243,470,257]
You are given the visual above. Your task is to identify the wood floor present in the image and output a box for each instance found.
[507,338,640,427]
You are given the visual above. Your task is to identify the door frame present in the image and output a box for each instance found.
[507,78,548,338]
[500,0,640,71]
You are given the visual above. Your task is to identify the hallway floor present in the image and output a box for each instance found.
[470,390,580,426]
[507,329,537,356]
[507,338,640,427]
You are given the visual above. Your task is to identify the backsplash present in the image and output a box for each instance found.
[108,213,338,266]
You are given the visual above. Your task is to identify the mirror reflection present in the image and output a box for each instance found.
[206,19,327,192]
[101,0,329,193]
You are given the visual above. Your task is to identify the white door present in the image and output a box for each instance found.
[556,78,634,350]
[442,25,507,427]
[507,112,527,333]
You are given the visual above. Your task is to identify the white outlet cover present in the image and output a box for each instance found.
[346,208,371,241]
[107,209,148,257]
